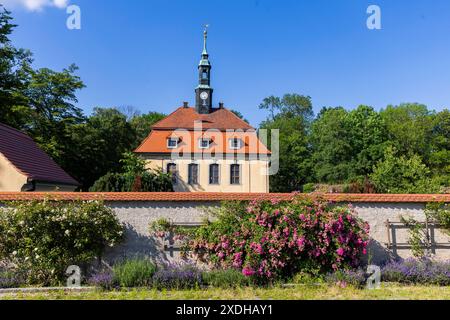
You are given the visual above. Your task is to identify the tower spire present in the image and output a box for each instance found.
[202,24,209,56]
[195,25,213,114]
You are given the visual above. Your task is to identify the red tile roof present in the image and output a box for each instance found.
[151,107,254,131]
[0,123,80,186]
[135,106,270,155]
[135,130,271,154]
[0,192,447,203]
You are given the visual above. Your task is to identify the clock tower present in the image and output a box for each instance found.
[195,27,213,114]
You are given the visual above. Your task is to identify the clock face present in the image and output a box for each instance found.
[200,91,209,100]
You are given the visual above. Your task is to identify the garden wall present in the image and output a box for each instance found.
[0,193,449,266]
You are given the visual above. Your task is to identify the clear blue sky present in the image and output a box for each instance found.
[5,0,450,127]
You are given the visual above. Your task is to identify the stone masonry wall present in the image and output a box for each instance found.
[103,200,450,266]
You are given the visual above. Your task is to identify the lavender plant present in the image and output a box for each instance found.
[152,263,202,290]
[382,258,450,286]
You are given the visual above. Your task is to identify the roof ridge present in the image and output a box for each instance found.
[221,107,255,130]
[151,106,185,129]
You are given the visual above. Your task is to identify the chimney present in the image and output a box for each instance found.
[219,102,224,109]
[183,102,189,108]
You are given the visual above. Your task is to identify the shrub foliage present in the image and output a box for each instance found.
[112,258,156,288]
[151,197,370,282]
[0,200,125,286]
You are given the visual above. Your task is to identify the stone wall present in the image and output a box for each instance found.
[102,199,450,266]
[0,193,449,265]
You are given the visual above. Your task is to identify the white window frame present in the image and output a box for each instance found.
[229,138,242,150]
[198,138,210,149]
[167,138,178,149]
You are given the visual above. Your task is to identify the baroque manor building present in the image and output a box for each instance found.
[135,29,271,192]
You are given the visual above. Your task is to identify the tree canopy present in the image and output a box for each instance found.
[260,96,449,194]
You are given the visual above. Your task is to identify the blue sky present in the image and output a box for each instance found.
[4,0,450,127]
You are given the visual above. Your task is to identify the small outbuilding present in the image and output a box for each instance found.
[0,123,80,192]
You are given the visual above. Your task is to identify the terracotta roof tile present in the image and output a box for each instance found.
[151,107,254,130]
[135,130,271,154]
[0,123,80,186]
[0,192,447,203]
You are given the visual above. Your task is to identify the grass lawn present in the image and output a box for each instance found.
[1,283,450,300]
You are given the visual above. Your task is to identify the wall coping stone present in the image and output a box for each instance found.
[0,192,448,203]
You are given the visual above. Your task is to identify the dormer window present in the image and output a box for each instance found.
[199,138,210,149]
[229,138,243,150]
[167,138,179,149]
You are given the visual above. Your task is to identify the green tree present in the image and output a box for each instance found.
[65,108,137,189]
[259,94,313,192]
[23,65,85,162]
[381,103,434,159]
[310,105,388,184]
[310,107,353,183]
[429,109,450,185]
[370,147,440,194]
[130,111,166,149]
[0,6,32,128]
[346,105,389,178]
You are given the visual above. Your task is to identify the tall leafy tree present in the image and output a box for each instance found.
[347,105,389,177]
[310,105,388,184]
[66,108,137,189]
[370,147,440,194]
[310,107,353,183]
[429,109,450,185]
[23,65,85,162]
[130,111,166,149]
[380,103,434,159]
[259,94,313,192]
[0,5,32,128]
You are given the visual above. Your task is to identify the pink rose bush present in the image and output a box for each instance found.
[153,197,370,282]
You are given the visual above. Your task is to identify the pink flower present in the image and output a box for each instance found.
[221,241,229,250]
[242,266,256,277]
[336,247,345,256]
[296,237,305,248]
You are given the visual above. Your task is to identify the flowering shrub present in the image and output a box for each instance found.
[0,199,125,286]
[152,263,202,290]
[152,197,370,282]
[382,258,450,286]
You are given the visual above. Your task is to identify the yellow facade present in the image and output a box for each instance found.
[143,156,270,193]
[0,153,28,192]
